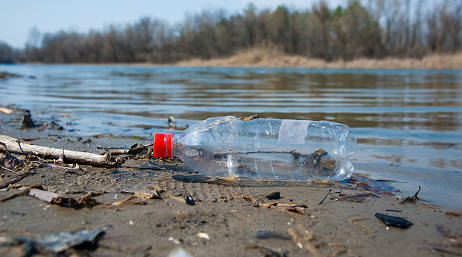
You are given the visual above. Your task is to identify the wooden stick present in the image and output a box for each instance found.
[0,134,118,167]
[0,174,28,189]
[318,189,331,205]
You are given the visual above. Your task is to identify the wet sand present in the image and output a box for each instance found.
[1,110,462,257]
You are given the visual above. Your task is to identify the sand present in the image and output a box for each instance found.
[175,48,462,70]
[1,110,461,257]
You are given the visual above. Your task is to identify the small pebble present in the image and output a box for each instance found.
[252,230,290,240]
[265,192,281,200]
[196,232,209,240]
[375,213,413,229]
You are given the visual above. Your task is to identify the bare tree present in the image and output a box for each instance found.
[0,41,15,63]
[12,0,462,64]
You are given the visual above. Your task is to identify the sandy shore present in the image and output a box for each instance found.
[1,110,462,257]
[175,49,462,70]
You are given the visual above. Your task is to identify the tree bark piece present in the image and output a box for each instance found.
[0,174,28,189]
[0,134,118,167]
[27,188,99,208]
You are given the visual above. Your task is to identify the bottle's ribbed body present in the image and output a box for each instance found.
[170,116,356,181]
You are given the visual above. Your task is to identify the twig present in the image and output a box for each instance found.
[98,194,152,208]
[414,186,421,198]
[275,203,307,208]
[167,194,186,203]
[16,140,26,155]
[27,188,99,208]
[1,134,119,167]
[1,141,25,171]
[104,195,136,207]
[0,142,16,172]
[0,185,40,202]
[107,149,129,155]
[339,192,379,203]
[0,173,29,189]
[318,189,331,205]
[1,142,16,173]
[385,209,402,212]
[288,228,321,257]
[348,217,375,232]
[0,165,15,173]
[432,247,462,256]
[97,146,123,150]
[0,189,28,202]
[44,163,81,174]
[0,142,7,151]
[400,186,421,204]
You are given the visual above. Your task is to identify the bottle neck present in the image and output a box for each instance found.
[153,133,174,158]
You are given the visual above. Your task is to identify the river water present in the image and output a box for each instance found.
[1,64,462,209]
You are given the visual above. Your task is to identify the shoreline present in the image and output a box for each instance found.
[9,50,462,70]
[1,110,462,256]
[175,49,462,70]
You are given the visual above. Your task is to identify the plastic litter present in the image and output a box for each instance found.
[169,248,194,257]
[185,195,196,205]
[375,213,413,229]
[153,116,356,181]
[7,228,105,253]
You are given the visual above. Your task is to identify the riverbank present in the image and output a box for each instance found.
[15,49,462,70]
[176,48,462,69]
[1,109,461,256]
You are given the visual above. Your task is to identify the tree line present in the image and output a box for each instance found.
[1,0,461,64]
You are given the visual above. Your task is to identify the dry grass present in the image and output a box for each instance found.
[175,48,462,69]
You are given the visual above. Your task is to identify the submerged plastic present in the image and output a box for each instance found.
[153,116,357,181]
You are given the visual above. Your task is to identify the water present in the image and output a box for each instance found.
[1,64,462,210]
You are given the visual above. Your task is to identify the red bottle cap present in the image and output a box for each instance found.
[153,133,173,158]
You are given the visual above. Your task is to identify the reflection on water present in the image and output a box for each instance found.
[1,64,462,209]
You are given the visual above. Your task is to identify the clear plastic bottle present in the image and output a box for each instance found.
[153,116,356,181]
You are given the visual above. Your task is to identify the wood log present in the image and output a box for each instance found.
[0,134,118,167]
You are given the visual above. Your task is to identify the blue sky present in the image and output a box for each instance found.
[1,0,344,48]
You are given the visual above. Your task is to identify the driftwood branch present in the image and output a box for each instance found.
[0,173,29,189]
[0,134,118,167]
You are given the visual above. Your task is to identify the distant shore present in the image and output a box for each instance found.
[175,48,462,70]
[17,49,462,70]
